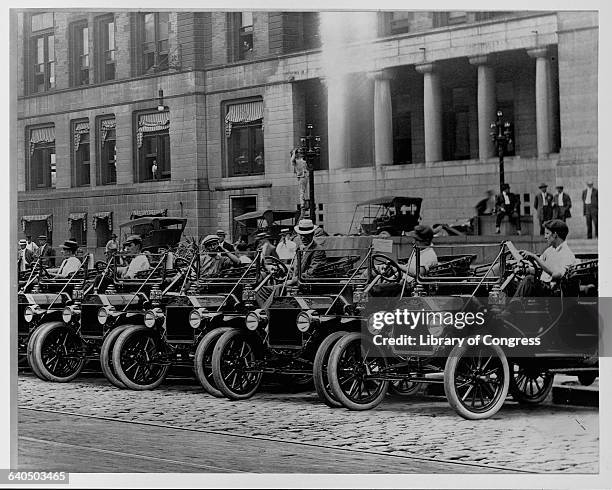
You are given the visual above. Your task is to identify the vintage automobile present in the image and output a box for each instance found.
[209,245,404,404]
[20,254,94,381]
[109,250,289,391]
[348,196,422,236]
[119,216,188,252]
[326,241,599,419]
[233,209,299,245]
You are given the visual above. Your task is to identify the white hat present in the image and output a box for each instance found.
[201,234,220,246]
[294,219,318,235]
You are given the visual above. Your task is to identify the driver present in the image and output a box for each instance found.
[514,219,577,296]
[199,235,241,278]
[286,219,327,286]
[117,235,151,278]
[49,240,81,278]
[398,225,438,281]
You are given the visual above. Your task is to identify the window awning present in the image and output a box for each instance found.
[225,101,263,137]
[30,127,55,154]
[73,122,90,151]
[101,119,116,146]
[130,209,168,220]
[92,211,113,231]
[68,212,88,231]
[137,112,170,148]
[21,214,53,233]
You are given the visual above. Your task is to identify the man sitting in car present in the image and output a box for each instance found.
[117,235,150,279]
[399,225,438,281]
[286,219,327,286]
[48,239,82,278]
[199,234,241,278]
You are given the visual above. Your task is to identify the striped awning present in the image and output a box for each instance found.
[137,112,170,148]
[101,118,116,146]
[69,212,88,231]
[21,214,53,233]
[30,127,55,154]
[225,101,263,137]
[92,211,113,231]
[130,209,168,220]
[73,122,90,151]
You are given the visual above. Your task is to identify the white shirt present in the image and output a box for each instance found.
[26,241,39,254]
[405,247,438,279]
[56,256,81,278]
[585,188,592,205]
[239,255,252,264]
[124,254,151,278]
[539,241,577,282]
[541,193,548,205]
[276,239,297,261]
[19,249,29,272]
[503,192,510,205]
[557,193,564,206]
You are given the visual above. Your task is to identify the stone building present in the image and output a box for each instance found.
[14,10,597,255]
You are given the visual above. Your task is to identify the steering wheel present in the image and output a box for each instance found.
[37,261,51,278]
[515,251,542,277]
[371,253,402,283]
[95,260,108,273]
[263,256,289,283]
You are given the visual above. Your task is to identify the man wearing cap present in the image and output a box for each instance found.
[25,235,39,256]
[276,228,297,263]
[582,180,598,239]
[117,235,150,279]
[105,233,119,260]
[49,240,81,278]
[286,219,327,286]
[399,225,438,280]
[199,235,241,278]
[216,229,235,252]
[37,235,56,267]
[552,185,571,222]
[495,183,521,235]
[534,183,554,235]
[18,239,34,272]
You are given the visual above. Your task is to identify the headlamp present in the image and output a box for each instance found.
[296,310,319,333]
[62,305,80,324]
[144,308,164,328]
[245,309,267,331]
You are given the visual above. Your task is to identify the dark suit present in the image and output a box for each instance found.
[38,243,56,267]
[495,191,521,231]
[552,192,572,222]
[582,187,598,238]
[534,191,554,235]
[294,238,327,278]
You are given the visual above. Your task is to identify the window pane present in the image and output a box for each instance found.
[144,14,155,43]
[82,27,89,56]
[48,35,54,60]
[158,12,169,41]
[107,22,115,50]
[31,13,53,32]
[36,38,44,65]
[241,12,253,27]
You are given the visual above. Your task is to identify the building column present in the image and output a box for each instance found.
[326,76,348,170]
[373,70,394,166]
[528,46,551,156]
[469,55,497,160]
[415,63,442,163]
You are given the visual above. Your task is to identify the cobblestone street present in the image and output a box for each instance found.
[18,373,598,473]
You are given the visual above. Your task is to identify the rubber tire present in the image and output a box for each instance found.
[31,322,85,383]
[313,331,348,407]
[444,340,509,420]
[26,324,50,381]
[508,362,554,404]
[99,326,131,389]
[212,329,263,400]
[327,332,389,411]
[194,327,235,397]
[389,379,421,396]
[112,325,169,391]
[578,373,597,386]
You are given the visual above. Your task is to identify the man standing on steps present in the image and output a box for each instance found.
[534,183,553,235]
[582,180,598,239]
[552,185,572,222]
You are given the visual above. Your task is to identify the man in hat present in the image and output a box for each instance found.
[117,235,150,279]
[276,228,297,263]
[105,233,119,260]
[534,183,554,235]
[291,148,309,216]
[18,239,34,272]
[256,231,278,260]
[49,239,81,278]
[286,219,327,286]
[495,183,521,235]
[552,185,572,222]
[399,225,438,280]
[216,229,235,252]
[37,235,56,267]
[199,234,241,278]
[25,234,39,256]
[582,180,598,239]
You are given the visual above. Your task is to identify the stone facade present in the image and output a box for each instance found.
[15,10,598,257]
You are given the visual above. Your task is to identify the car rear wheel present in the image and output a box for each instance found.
[99,326,130,389]
[444,340,509,420]
[313,331,348,407]
[327,332,389,410]
[509,361,554,404]
[212,329,263,400]
[389,379,421,396]
[112,325,169,391]
[31,322,85,383]
[194,327,234,397]
[26,325,49,381]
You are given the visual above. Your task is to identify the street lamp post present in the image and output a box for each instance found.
[489,110,513,195]
[299,124,321,223]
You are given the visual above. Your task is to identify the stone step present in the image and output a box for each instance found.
[567,238,598,255]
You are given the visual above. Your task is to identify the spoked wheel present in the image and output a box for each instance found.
[99,326,130,389]
[112,325,169,391]
[444,340,509,420]
[194,327,234,397]
[31,322,85,382]
[26,326,48,381]
[578,373,597,386]
[371,254,402,283]
[212,329,263,400]
[389,379,421,396]
[509,361,554,404]
[327,332,389,410]
[313,331,348,407]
